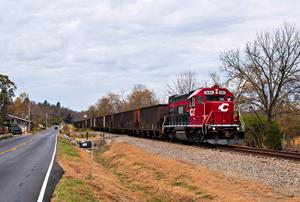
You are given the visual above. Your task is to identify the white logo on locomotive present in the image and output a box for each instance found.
[189,108,195,116]
[218,103,229,112]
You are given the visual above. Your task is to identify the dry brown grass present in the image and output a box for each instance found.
[95,143,300,202]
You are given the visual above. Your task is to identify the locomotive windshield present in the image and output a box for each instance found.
[205,95,225,101]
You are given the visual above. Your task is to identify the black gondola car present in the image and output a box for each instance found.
[123,110,134,132]
[104,114,113,132]
[113,112,123,133]
[139,104,168,135]
[95,117,103,130]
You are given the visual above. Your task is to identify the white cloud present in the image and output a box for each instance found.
[1,0,300,110]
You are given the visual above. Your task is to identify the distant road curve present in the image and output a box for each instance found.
[0,128,58,202]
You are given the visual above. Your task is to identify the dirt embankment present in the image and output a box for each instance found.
[52,138,140,202]
[53,139,299,202]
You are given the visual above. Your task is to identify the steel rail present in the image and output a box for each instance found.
[214,145,300,161]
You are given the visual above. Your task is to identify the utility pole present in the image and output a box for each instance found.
[0,88,2,110]
[88,144,93,179]
[28,101,31,132]
[45,113,48,128]
[0,89,5,130]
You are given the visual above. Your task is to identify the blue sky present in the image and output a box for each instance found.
[1,0,300,111]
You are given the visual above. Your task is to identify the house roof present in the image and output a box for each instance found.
[5,114,32,123]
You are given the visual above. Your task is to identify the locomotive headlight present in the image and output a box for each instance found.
[212,127,216,131]
[237,127,240,131]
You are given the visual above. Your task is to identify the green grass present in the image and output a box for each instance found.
[202,194,214,200]
[171,180,198,192]
[171,176,214,200]
[0,133,13,141]
[96,156,118,170]
[114,169,169,202]
[53,177,97,202]
[151,196,169,202]
[171,181,185,187]
[131,162,165,180]
[57,137,80,158]
[186,185,197,191]
[153,170,165,180]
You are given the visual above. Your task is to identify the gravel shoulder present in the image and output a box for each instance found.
[111,134,300,197]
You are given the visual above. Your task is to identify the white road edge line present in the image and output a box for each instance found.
[37,131,58,202]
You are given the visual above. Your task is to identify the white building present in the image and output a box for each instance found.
[5,114,31,133]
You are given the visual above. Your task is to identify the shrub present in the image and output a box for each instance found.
[243,114,265,148]
[62,124,75,136]
[263,121,283,150]
[243,113,283,150]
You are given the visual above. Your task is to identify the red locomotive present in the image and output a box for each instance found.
[74,85,244,145]
[164,85,244,144]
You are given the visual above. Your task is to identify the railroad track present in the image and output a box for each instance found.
[92,132,300,162]
[214,145,300,161]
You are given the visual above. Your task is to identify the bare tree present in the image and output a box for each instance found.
[225,77,249,111]
[221,23,300,122]
[90,86,158,114]
[209,72,220,86]
[166,71,197,95]
[208,71,229,87]
[95,92,123,116]
[87,105,98,118]
[107,93,123,113]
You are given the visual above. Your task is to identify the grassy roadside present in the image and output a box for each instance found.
[52,137,215,202]
[53,177,96,202]
[0,133,14,141]
[51,137,97,202]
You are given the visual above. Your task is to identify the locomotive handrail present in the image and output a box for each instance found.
[204,111,213,125]
[203,111,214,134]
[162,116,167,134]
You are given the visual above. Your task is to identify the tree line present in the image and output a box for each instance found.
[0,76,77,131]
[83,84,159,119]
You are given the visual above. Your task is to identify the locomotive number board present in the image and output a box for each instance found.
[219,90,226,95]
[204,91,214,95]
[204,90,226,95]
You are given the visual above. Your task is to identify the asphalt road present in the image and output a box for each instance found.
[0,128,58,202]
